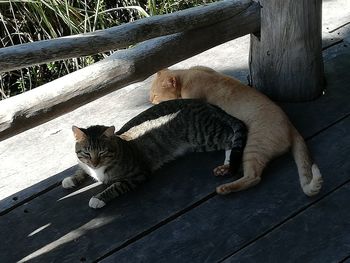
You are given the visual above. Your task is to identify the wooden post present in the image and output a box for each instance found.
[249,0,324,101]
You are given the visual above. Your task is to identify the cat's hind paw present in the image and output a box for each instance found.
[62,177,76,189]
[213,164,230,176]
[216,184,231,195]
[89,197,106,209]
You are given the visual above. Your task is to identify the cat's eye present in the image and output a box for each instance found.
[99,151,109,157]
[78,151,91,158]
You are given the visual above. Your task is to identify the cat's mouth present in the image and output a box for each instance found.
[91,164,100,168]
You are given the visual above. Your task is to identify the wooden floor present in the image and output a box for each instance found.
[1,1,350,262]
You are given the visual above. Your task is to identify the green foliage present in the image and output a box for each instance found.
[0,0,216,100]
[147,0,215,16]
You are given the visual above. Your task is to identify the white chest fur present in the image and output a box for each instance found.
[78,160,107,183]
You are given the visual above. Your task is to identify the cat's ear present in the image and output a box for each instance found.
[103,126,115,137]
[72,126,86,141]
[165,75,179,89]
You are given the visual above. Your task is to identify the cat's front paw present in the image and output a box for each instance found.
[89,197,106,209]
[62,177,76,189]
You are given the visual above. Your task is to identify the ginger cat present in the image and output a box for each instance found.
[149,66,323,196]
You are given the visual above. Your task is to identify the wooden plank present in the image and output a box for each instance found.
[172,36,251,84]
[322,24,350,63]
[322,0,350,48]
[322,0,350,33]
[223,182,350,263]
[0,51,349,262]
[322,22,350,49]
[0,2,261,142]
[0,167,75,215]
[0,151,233,263]
[99,116,350,263]
[0,0,259,73]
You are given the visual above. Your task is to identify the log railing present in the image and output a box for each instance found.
[0,0,324,142]
[0,0,256,73]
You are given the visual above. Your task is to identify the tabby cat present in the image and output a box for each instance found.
[62,99,247,209]
[150,66,323,196]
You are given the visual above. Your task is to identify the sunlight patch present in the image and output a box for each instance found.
[28,223,51,237]
[18,216,114,262]
[119,111,180,140]
[58,182,102,201]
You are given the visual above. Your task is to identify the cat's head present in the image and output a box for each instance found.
[72,125,116,168]
[150,69,181,104]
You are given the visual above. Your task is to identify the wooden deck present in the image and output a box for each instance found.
[1,1,350,262]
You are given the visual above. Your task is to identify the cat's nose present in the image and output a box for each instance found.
[150,94,159,104]
[150,94,157,104]
[91,159,99,167]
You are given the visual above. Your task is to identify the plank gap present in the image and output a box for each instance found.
[329,21,350,33]
[93,192,217,262]
[0,182,60,216]
[322,39,344,51]
[304,112,350,140]
[217,178,350,262]
[339,254,350,263]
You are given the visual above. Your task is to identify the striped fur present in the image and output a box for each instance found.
[62,99,247,208]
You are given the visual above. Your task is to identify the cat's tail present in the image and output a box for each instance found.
[291,128,323,196]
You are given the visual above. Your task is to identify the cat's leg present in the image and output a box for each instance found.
[214,148,245,177]
[213,150,231,176]
[214,123,246,176]
[216,160,263,194]
[216,132,267,194]
[216,131,290,194]
[62,168,88,189]
[89,175,146,209]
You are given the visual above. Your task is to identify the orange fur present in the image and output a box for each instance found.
[150,66,323,196]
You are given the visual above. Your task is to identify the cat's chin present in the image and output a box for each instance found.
[88,164,103,169]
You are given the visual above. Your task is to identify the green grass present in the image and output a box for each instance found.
[0,0,216,100]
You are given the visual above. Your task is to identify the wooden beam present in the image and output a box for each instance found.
[0,2,260,141]
[0,0,255,73]
[249,0,324,101]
